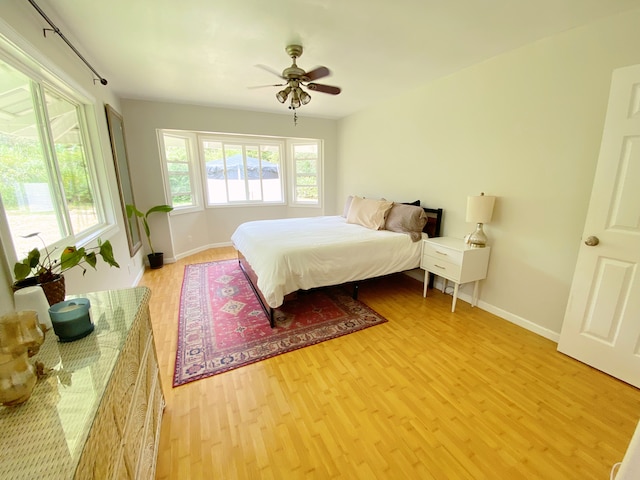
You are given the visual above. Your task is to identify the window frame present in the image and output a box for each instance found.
[0,24,116,271]
[288,139,323,207]
[41,84,107,237]
[157,130,202,214]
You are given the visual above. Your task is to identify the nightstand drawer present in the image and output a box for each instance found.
[421,256,461,282]
[422,243,463,265]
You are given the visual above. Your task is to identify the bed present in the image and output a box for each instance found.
[231,197,443,327]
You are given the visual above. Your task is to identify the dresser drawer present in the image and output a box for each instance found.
[422,242,463,265]
[421,256,462,282]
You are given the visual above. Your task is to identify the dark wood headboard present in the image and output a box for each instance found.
[422,207,443,238]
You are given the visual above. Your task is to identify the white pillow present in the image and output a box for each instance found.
[342,195,354,217]
[346,196,394,230]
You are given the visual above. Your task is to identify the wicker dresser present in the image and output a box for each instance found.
[0,287,164,479]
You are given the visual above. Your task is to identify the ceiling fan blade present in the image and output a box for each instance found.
[303,66,330,82]
[255,64,284,79]
[307,83,341,95]
[248,83,287,89]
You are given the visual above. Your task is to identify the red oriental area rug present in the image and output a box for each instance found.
[173,259,388,386]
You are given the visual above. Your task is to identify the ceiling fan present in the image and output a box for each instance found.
[253,45,341,112]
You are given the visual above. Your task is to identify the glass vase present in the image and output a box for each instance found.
[0,348,37,406]
[0,311,44,357]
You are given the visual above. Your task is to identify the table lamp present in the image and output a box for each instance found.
[466,192,496,248]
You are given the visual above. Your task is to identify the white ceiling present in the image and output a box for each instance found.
[38,0,640,119]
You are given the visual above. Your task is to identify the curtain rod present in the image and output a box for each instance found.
[28,0,108,85]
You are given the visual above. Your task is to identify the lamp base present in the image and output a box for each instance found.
[468,223,488,248]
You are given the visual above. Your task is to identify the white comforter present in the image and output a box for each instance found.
[230,215,424,308]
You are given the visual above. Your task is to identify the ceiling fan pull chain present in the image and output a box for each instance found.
[293,110,298,126]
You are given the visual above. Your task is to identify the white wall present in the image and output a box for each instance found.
[120,99,338,261]
[0,0,145,315]
[4,0,638,341]
[337,8,640,336]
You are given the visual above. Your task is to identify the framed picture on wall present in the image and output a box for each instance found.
[105,104,142,257]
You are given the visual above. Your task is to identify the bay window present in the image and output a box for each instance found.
[158,130,322,208]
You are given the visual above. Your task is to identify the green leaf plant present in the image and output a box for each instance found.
[14,233,120,283]
[127,204,174,255]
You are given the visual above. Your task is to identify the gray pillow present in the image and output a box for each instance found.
[384,203,428,241]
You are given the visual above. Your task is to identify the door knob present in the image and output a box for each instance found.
[584,235,600,246]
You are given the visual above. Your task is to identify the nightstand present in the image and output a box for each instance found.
[421,236,491,312]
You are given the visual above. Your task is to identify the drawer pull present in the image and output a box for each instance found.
[435,251,448,256]
[434,264,446,270]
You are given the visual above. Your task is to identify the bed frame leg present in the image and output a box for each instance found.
[269,308,275,328]
[353,282,359,300]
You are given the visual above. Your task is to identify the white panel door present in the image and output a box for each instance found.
[557,64,640,388]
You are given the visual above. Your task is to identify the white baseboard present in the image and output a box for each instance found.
[131,265,145,286]
[173,242,234,262]
[475,299,559,342]
[404,269,424,282]
[403,270,560,343]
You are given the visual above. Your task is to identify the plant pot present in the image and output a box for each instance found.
[12,277,38,291]
[12,275,66,306]
[148,252,164,269]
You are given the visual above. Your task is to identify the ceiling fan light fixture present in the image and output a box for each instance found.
[290,87,302,109]
[300,89,311,105]
[276,86,291,103]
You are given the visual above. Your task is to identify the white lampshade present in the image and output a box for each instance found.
[466,193,496,223]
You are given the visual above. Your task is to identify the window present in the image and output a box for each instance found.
[0,56,106,262]
[291,142,321,205]
[158,130,322,208]
[158,131,200,211]
[201,137,284,205]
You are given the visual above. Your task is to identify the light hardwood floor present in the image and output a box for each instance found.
[141,247,640,479]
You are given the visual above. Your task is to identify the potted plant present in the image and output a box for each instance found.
[127,204,174,269]
[13,233,120,305]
